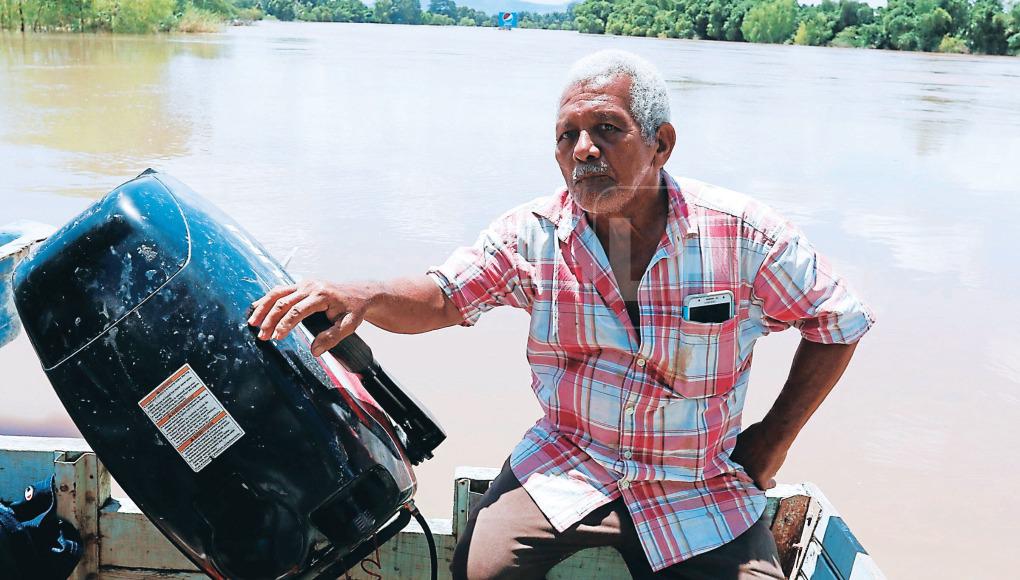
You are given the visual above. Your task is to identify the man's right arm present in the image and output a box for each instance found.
[248,276,463,356]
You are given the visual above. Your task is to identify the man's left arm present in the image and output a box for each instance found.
[730,338,857,490]
[732,222,875,490]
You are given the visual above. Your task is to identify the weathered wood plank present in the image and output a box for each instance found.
[99,498,198,571]
[791,495,823,578]
[796,540,824,580]
[98,567,206,580]
[771,494,811,577]
[342,523,457,580]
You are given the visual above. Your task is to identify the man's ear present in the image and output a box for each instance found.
[654,122,676,167]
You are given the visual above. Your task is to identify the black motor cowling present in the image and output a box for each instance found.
[12,170,445,579]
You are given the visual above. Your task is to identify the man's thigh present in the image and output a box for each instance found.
[450,460,625,580]
[618,513,785,580]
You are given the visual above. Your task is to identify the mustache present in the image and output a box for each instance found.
[572,160,610,182]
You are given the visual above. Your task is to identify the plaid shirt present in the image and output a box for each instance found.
[428,172,874,571]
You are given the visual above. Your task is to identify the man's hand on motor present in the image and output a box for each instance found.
[729,421,788,491]
[248,280,370,356]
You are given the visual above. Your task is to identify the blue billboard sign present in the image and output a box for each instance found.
[498,11,518,29]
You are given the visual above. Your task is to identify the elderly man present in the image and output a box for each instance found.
[248,50,874,579]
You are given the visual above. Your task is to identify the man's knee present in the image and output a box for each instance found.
[450,531,513,580]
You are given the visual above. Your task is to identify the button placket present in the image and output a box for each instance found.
[620,394,637,474]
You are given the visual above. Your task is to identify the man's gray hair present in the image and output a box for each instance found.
[563,50,671,144]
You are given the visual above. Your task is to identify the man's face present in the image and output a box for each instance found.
[554,75,661,215]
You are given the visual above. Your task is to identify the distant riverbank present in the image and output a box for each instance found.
[0,0,261,34]
[2,0,1018,56]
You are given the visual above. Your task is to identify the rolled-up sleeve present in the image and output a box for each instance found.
[751,225,875,344]
[427,213,532,327]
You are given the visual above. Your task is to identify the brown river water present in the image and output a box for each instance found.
[2,22,1019,578]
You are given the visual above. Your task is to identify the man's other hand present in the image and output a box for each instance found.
[248,280,369,356]
[729,422,788,491]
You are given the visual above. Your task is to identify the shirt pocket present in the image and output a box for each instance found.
[668,316,740,399]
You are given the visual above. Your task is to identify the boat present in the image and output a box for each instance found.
[0,435,884,579]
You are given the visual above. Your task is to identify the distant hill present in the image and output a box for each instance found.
[443,0,572,15]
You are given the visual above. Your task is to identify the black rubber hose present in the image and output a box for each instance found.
[407,502,438,580]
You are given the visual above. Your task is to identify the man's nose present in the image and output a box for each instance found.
[573,130,600,161]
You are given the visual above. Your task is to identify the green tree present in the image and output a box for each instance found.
[968,0,1009,54]
[265,0,296,21]
[572,0,612,34]
[373,0,391,22]
[720,0,756,41]
[794,12,834,45]
[916,5,953,51]
[388,0,421,24]
[831,22,883,47]
[741,0,798,43]
[1008,3,1020,54]
[879,0,969,52]
[428,0,456,19]
[454,5,489,26]
[838,0,874,29]
[424,11,454,24]
[112,0,175,32]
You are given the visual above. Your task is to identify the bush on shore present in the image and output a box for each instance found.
[937,33,970,52]
[177,5,223,33]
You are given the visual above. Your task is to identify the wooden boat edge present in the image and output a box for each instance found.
[0,431,884,579]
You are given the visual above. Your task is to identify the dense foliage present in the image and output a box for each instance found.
[568,0,1020,54]
[0,0,261,32]
[2,0,1019,56]
[261,0,493,25]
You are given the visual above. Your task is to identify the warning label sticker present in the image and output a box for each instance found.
[139,363,245,473]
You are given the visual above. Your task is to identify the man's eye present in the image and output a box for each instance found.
[557,131,576,142]
[597,123,618,132]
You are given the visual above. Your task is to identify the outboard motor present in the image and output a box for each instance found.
[11,170,445,579]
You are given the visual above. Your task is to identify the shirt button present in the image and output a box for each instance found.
[636,358,646,368]
[625,405,635,415]
[619,479,631,489]
[623,450,633,460]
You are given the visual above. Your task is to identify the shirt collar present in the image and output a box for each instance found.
[536,170,699,248]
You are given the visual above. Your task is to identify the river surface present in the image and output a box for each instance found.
[2,22,1019,578]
